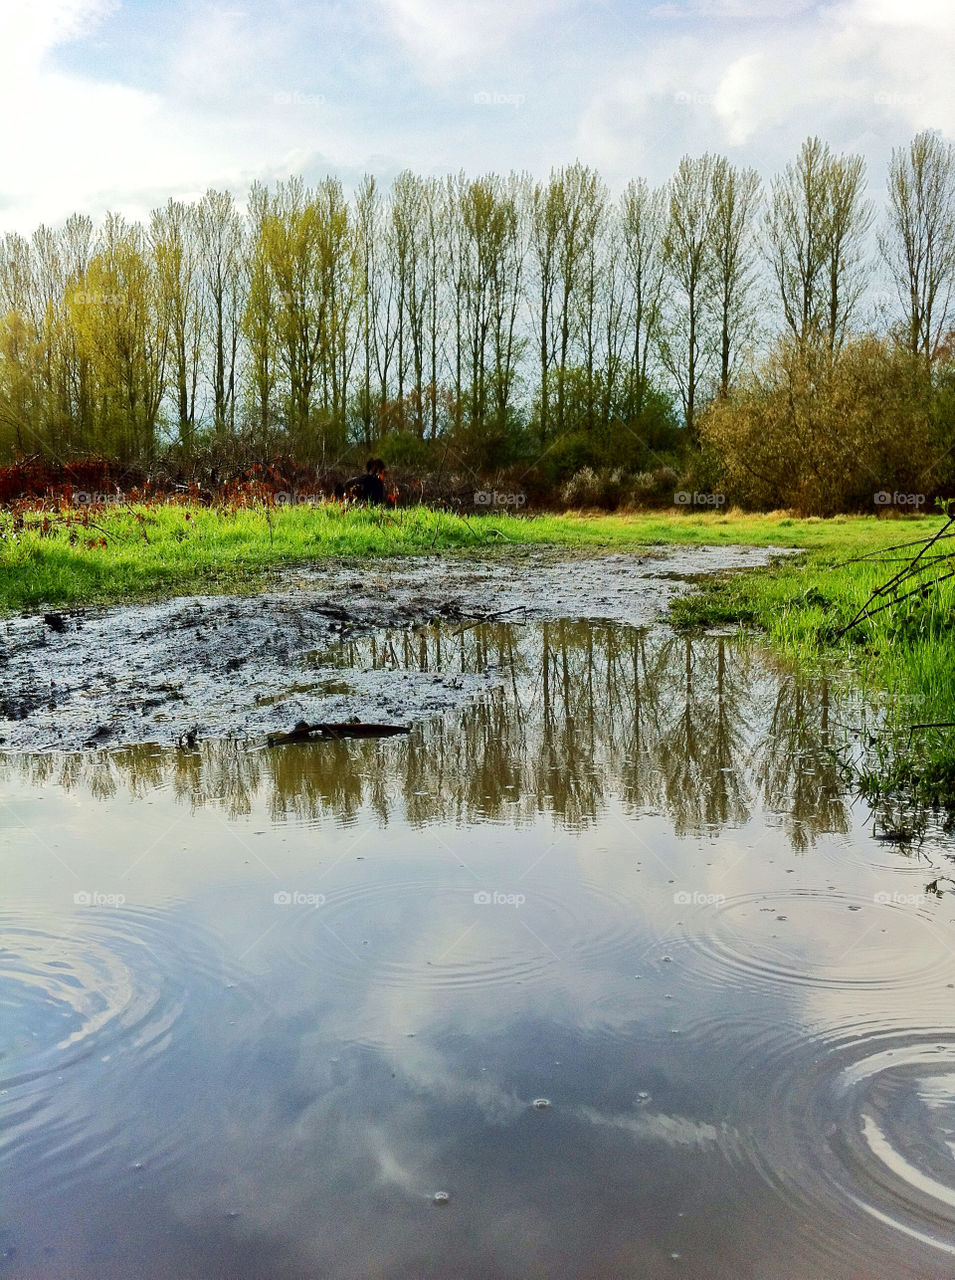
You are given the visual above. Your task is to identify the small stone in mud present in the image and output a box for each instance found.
[432,1191,450,1206]
[532,1098,551,1109]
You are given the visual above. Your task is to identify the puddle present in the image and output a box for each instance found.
[3,571,955,1277]
[0,543,790,752]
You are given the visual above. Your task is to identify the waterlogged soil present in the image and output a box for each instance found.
[0,543,786,753]
[5,549,955,1279]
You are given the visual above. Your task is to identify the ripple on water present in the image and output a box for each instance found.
[667,889,953,993]
[660,1011,955,1272]
[743,1024,955,1268]
[278,874,651,993]
[280,880,555,991]
[0,909,225,1194]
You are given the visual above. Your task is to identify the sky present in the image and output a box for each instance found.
[0,0,952,233]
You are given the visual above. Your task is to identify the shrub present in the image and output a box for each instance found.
[699,333,942,515]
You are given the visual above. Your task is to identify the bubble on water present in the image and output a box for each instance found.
[432,1191,450,1206]
[532,1097,551,1109]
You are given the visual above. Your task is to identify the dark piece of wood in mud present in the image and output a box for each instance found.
[267,722,411,746]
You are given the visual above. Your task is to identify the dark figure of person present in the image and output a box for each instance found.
[342,458,391,506]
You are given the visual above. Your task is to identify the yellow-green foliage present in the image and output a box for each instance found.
[700,334,943,514]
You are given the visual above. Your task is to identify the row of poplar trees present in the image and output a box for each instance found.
[0,131,953,473]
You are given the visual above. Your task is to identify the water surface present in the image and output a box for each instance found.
[2,621,955,1278]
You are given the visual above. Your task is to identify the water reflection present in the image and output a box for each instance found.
[4,621,955,1278]
[2,624,853,848]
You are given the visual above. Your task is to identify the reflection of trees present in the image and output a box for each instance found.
[750,669,850,851]
[1,625,852,843]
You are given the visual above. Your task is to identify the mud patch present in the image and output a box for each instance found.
[0,544,790,753]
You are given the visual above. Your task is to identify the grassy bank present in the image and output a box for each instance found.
[668,516,955,810]
[0,501,923,614]
[2,500,952,807]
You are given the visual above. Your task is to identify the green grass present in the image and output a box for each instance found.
[2,500,952,807]
[0,504,931,614]
[667,514,955,810]
[0,503,910,614]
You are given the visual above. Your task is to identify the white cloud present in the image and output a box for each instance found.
[374,0,565,69]
[574,0,955,189]
[0,2,165,228]
[0,1,352,232]
[0,0,115,77]
[1,0,953,233]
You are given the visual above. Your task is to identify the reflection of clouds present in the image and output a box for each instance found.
[10,621,955,1275]
[577,1104,729,1150]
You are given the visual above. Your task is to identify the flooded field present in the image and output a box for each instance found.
[3,562,955,1277]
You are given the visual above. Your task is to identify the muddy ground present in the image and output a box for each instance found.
[0,544,791,753]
